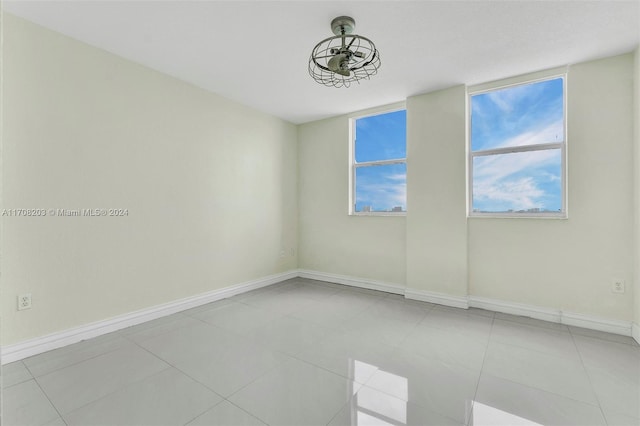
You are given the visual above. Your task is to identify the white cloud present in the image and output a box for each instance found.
[486,91,513,113]
[485,82,545,114]
[474,148,558,182]
[497,119,564,148]
[357,172,406,209]
[386,173,407,182]
[474,177,544,210]
[473,149,560,210]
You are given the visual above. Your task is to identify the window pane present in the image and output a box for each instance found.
[355,163,406,212]
[355,110,406,162]
[472,149,562,214]
[471,78,564,151]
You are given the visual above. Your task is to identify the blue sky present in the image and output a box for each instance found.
[471,78,564,212]
[355,110,406,162]
[354,110,406,212]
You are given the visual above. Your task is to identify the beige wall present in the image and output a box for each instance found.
[1,14,298,345]
[299,53,636,322]
[297,116,406,285]
[406,86,468,297]
[469,54,634,320]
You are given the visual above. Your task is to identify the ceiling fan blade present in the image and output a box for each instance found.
[335,68,351,76]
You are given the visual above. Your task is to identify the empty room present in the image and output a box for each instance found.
[1,1,639,425]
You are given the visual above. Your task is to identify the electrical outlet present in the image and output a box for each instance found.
[612,280,625,294]
[18,293,32,310]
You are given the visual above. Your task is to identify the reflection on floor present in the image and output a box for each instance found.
[2,278,639,425]
[348,359,409,424]
[471,402,542,426]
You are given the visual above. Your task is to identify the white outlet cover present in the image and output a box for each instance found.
[18,293,32,310]
[612,281,625,294]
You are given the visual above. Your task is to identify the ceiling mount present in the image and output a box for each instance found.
[308,15,381,88]
[331,16,355,36]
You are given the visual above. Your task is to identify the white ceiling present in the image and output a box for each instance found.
[4,1,640,124]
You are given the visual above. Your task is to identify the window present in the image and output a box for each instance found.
[469,75,566,217]
[351,108,407,214]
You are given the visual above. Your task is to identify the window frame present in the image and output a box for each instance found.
[467,69,568,219]
[349,103,407,216]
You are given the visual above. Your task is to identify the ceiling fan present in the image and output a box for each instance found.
[308,16,381,88]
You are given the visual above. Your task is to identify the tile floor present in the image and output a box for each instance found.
[2,278,639,425]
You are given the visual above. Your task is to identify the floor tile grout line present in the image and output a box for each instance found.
[386,304,429,350]
[183,315,221,328]
[25,376,67,425]
[0,372,67,425]
[224,351,363,426]
[129,326,286,426]
[125,336,248,423]
[220,399,269,426]
[486,324,587,363]
[213,307,405,424]
[347,325,480,419]
[564,319,637,346]
[21,336,133,380]
[324,399,350,426]
[481,320,610,412]
[180,398,228,426]
[56,365,175,421]
[414,323,494,343]
[481,337,610,406]
[567,328,611,425]
[469,314,496,426]
[493,310,569,327]
[478,370,607,410]
[209,397,274,426]
[179,297,241,315]
[204,300,339,340]
[1,360,33,389]
[222,358,285,401]
[214,356,292,425]
[492,316,571,334]
[569,326,639,347]
[354,364,470,426]
[215,294,318,320]
[120,315,205,343]
[129,335,232,401]
[282,349,373,387]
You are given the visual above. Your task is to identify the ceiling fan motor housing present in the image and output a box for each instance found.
[331,16,356,35]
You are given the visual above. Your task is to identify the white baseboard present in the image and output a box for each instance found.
[405,288,469,309]
[561,311,632,336]
[301,273,632,337]
[298,269,405,295]
[3,269,635,364]
[469,296,561,323]
[1,270,298,364]
[469,295,631,336]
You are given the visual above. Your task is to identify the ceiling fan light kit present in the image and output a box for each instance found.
[308,16,381,88]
